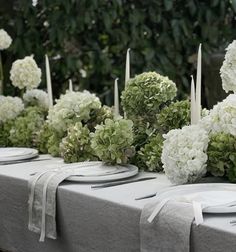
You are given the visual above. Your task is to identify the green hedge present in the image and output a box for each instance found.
[0,0,235,104]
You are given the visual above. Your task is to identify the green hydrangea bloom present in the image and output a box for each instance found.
[137,133,164,172]
[86,105,113,131]
[0,120,14,147]
[60,122,97,163]
[9,106,45,147]
[47,91,101,133]
[47,130,64,157]
[91,118,135,164]
[121,72,177,120]
[34,123,54,154]
[156,100,190,133]
[36,123,63,157]
[207,132,236,182]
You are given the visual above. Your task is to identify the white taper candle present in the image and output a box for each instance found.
[45,55,53,107]
[191,75,197,125]
[125,48,130,86]
[69,79,73,92]
[196,43,202,122]
[114,78,120,119]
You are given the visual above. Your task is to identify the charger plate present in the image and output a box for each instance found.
[65,161,139,182]
[0,147,38,163]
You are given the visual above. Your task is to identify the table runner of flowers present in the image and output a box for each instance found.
[1,28,236,185]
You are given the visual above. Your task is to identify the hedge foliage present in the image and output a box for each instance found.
[0,0,236,104]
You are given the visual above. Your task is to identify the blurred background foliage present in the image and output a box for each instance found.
[0,0,236,107]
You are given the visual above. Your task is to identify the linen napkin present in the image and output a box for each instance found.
[140,185,236,252]
[140,200,194,252]
[28,161,102,242]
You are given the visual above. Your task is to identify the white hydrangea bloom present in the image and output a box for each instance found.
[201,94,236,136]
[47,90,101,132]
[10,56,42,90]
[0,29,12,50]
[161,125,209,185]
[23,89,49,110]
[220,40,236,93]
[0,96,24,123]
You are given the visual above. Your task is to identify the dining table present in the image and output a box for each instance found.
[0,155,236,252]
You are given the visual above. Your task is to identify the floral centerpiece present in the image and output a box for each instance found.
[9,106,46,147]
[90,118,135,164]
[0,96,24,146]
[161,125,209,184]
[207,133,236,182]
[161,40,236,184]
[121,71,177,121]
[10,56,42,90]
[60,122,97,163]
[23,89,49,111]
[39,90,114,157]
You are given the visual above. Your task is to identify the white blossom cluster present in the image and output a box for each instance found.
[220,40,236,93]
[10,56,42,90]
[47,90,101,132]
[23,89,49,110]
[161,125,209,185]
[0,96,24,123]
[0,29,12,50]
[201,94,236,136]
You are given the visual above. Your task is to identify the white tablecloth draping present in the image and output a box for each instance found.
[0,155,236,252]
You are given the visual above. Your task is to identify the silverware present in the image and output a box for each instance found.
[91,176,157,189]
[135,193,157,200]
[0,158,51,165]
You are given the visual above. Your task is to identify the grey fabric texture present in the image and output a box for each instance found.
[140,200,194,252]
[0,155,236,252]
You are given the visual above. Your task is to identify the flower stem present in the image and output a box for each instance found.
[0,52,3,95]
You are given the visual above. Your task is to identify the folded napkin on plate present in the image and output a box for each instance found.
[28,161,102,242]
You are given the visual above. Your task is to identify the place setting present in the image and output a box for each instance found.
[1,2,236,251]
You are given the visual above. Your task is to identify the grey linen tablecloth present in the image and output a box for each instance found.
[1,155,236,252]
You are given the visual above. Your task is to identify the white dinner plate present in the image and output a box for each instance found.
[65,161,139,182]
[156,183,236,214]
[0,147,38,162]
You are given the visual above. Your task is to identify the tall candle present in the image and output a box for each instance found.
[69,79,73,92]
[114,78,120,119]
[190,75,197,125]
[45,55,53,107]
[125,48,130,86]
[196,43,202,122]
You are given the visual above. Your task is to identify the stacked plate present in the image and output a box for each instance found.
[65,161,139,182]
[0,147,38,165]
[157,183,236,214]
